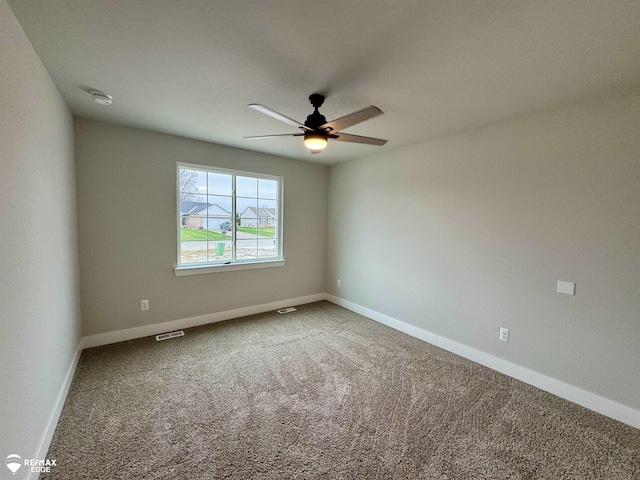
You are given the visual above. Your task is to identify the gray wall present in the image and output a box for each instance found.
[326,93,640,411]
[0,0,81,460]
[75,118,328,336]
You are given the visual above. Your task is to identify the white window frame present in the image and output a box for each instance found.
[174,163,284,276]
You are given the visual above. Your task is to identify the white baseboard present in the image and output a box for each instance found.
[80,293,325,349]
[27,344,82,480]
[325,294,640,430]
[37,290,638,479]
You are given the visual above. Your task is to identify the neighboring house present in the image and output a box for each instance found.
[239,207,276,228]
[180,200,208,216]
[180,200,231,231]
[180,200,209,229]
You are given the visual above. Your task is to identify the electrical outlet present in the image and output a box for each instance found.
[337,279,341,288]
[141,299,149,311]
[499,327,509,342]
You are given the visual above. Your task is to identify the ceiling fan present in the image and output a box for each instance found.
[245,94,387,154]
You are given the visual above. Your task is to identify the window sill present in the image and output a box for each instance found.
[174,259,285,276]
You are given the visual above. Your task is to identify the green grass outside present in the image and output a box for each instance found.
[180,228,228,241]
[237,226,275,238]
[181,226,275,241]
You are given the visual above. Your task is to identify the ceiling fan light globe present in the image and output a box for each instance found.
[303,133,327,151]
[304,138,327,150]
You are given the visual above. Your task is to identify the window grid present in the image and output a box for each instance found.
[178,164,282,268]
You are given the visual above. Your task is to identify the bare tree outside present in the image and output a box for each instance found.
[179,169,200,201]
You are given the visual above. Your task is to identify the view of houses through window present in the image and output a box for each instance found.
[178,164,282,266]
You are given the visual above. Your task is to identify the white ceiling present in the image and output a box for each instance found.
[8,0,640,165]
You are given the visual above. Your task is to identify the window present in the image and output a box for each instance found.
[175,163,283,275]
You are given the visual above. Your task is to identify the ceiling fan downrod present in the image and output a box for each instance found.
[305,93,327,130]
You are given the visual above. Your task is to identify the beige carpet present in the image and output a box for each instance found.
[44,301,640,479]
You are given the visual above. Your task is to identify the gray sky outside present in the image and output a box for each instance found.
[180,168,278,215]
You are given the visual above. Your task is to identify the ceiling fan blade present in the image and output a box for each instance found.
[248,104,312,131]
[245,133,304,140]
[320,106,383,132]
[332,132,388,146]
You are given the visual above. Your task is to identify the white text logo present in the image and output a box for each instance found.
[5,454,58,475]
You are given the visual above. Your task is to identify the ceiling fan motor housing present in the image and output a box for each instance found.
[305,111,327,130]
